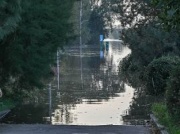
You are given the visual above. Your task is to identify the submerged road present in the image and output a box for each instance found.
[0,124,151,134]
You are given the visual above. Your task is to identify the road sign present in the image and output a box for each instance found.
[100,50,104,59]
[100,35,103,41]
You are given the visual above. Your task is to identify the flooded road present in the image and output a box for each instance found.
[1,32,135,125]
[52,86,134,125]
[51,40,133,125]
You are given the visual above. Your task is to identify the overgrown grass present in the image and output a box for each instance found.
[152,103,180,134]
[0,98,15,112]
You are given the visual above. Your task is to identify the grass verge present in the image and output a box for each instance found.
[0,98,15,112]
[152,103,180,134]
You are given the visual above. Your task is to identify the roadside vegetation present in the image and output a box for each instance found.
[0,0,108,111]
[0,0,76,110]
[0,0,179,132]
[152,103,180,134]
[0,98,14,111]
[100,0,180,132]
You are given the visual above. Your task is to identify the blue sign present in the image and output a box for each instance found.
[100,50,104,59]
[100,35,103,41]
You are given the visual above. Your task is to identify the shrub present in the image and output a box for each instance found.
[166,64,180,122]
[152,103,180,134]
[145,56,180,95]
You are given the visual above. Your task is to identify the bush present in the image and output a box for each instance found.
[0,98,15,111]
[152,103,180,134]
[145,56,180,95]
[166,64,180,122]
[152,103,170,126]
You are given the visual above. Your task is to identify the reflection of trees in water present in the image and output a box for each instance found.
[50,42,128,124]
[122,88,163,125]
[84,44,125,99]
[82,56,126,100]
[52,87,77,125]
[55,46,126,102]
[53,104,74,125]
[56,82,82,103]
[2,104,48,124]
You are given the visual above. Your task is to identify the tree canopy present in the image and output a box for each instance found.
[113,0,180,123]
[152,0,180,31]
[0,0,75,95]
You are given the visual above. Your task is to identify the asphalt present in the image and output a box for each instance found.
[0,124,151,134]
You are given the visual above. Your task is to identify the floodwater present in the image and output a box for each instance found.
[52,85,134,125]
[51,39,133,125]
[1,31,135,125]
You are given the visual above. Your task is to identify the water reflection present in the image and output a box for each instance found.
[1,31,134,125]
[53,85,134,125]
[1,104,48,124]
[51,40,133,125]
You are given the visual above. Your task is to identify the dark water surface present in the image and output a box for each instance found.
[2,37,135,125]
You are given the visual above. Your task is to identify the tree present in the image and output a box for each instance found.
[0,0,21,40]
[146,56,180,95]
[0,0,75,96]
[166,64,180,122]
[0,0,22,89]
[152,0,180,31]
[115,0,180,91]
[88,8,107,44]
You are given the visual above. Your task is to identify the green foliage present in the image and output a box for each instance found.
[0,0,21,40]
[166,64,180,122]
[0,0,75,95]
[116,0,180,94]
[112,0,156,27]
[0,98,15,111]
[110,0,180,129]
[123,94,163,121]
[146,56,180,95]
[152,0,180,31]
[152,103,170,125]
[88,0,123,44]
[119,55,145,88]
[152,103,180,134]
[88,8,107,44]
[119,24,180,89]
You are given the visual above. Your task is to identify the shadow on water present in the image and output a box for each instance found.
[122,88,164,125]
[1,104,49,124]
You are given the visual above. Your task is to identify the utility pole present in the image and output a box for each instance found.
[57,49,60,97]
[49,83,52,123]
[57,50,60,91]
[80,0,83,90]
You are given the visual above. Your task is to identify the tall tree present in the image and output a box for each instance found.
[0,0,21,40]
[152,0,180,31]
[0,0,22,89]
[113,0,180,90]
[0,0,75,95]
